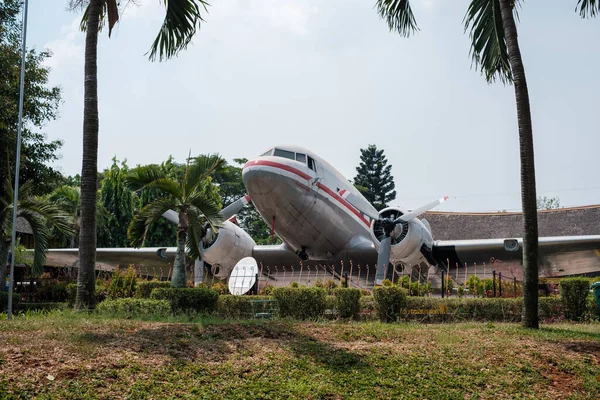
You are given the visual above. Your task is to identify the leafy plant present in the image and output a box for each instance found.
[96,298,171,318]
[150,287,218,314]
[272,287,327,320]
[373,286,408,322]
[134,280,172,299]
[106,266,137,299]
[333,288,361,319]
[560,277,592,321]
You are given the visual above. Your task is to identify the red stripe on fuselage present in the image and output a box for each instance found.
[243,159,371,227]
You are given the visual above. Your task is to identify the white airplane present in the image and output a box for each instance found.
[45,145,600,287]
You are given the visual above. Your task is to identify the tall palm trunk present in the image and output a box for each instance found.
[498,0,539,329]
[75,0,102,310]
[172,211,189,287]
[0,240,8,291]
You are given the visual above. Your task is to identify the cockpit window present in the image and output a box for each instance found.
[261,148,273,156]
[295,153,306,163]
[307,156,316,172]
[273,148,295,160]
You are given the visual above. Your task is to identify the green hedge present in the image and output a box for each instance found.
[373,286,408,322]
[0,292,20,312]
[96,298,171,318]
[150,287,219,314]
[272,287,327,320]
[217,295,276,319]
[135,281,172,299]
[403,297,522,322]
[16,302,67,312]
[560,278,591,321]
[333,288,361,319]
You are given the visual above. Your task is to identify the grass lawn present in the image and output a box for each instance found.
[0,312,599,399]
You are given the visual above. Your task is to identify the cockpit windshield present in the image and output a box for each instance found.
[269,147,316,172]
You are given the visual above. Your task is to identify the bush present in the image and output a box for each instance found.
[404,297,522,322]
[217,295,275,319]
[66,283,77,306]
[211,281,229,295]
[373,286,408,322]
[359,295,376,317]
[538,297,565,321]
[135,280,172,299]
[96,298,171,318]
[150,287,219,314]
[0,292,20,311]
[106,266,137,299]
[30,279,70,302]
[560,277,591,321]
[260,283,275,295]
[333,288,361,319]
[272,287,327,320]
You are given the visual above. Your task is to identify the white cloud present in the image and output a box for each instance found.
[42,17,83,71]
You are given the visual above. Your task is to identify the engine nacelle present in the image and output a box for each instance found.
[369,206,434,266]
[202,220,256,279]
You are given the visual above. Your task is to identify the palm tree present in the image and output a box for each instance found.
[375,0,600,329]
[0,180,74,287]
[70,0,211,309]
[125,155,224,288]
[46,185,108,248]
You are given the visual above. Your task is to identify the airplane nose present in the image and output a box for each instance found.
[242,162,279,196]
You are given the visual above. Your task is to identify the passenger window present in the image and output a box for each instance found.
[273,148,295,160]
[307,156,316,172]
[261,148,273,156]
[295,153,307,164]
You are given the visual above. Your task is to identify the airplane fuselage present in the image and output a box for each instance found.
[242,145,375,263]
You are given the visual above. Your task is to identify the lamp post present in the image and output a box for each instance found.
[7,0,30,320]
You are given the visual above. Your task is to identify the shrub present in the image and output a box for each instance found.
[272,287,327,320]
[397,276,410,289]
[217,295,275,319]
[150,287,219,314]
[211,281,229,295]
[31,279,70,302]
[538,297,565,321]
[457,286,465,298]
[0,292,20,311]
[373,286,407,322]
[260,283,275,295]
[135,281,172,299]
[314,279,324,288]
[106,266,137,299]
[401,297,521,322]
[381,279,393,287]
[333,288,361,319]
[66,283,77,306]
[324,279,337,292]
[560,277,591,321]
[289,281,299,288]
[359,295,376,317]
[96,298,171,318]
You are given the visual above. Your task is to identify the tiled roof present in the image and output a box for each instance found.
[423,205,600,240]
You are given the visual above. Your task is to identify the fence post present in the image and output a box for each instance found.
[499,272,502,297]
[493,270,496,297]
[514,277,517,298]
[441,270,445,298]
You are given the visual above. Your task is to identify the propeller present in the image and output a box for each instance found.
[342,192,448,286]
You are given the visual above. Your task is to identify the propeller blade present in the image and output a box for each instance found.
[162,209,179,224]
[395,196,448,223]
[221,195,251,220]
[375,236,392,286]
[339,190,380,221]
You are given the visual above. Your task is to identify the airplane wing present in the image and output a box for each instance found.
[44,247,178,277]
[432,235,600,278]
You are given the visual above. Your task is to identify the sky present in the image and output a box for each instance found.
[21,0,600,213]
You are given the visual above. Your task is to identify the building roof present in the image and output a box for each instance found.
[423,204,600,241]
[16,216,33,235]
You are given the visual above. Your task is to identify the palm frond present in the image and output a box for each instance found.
[188,189,223,228]
[18,210,51,276]
[184,154,225,197]
[128,197,177,248]
[147,0,210,62]
[464,0,517,84]
[375,0,419,37]
[19,197,75,238]
[576,0,600,17]
[125,166,181,198]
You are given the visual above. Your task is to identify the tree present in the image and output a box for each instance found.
[125,155,223,288]
[0,180,74,287]
[0,0,64,198]
[375,0,600,329]
[70,0,212,309]
[353,144,396,210]
[537,196,560,210]
[97,158,136,247]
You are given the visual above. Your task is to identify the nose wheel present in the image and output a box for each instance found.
[297,246,309,261]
